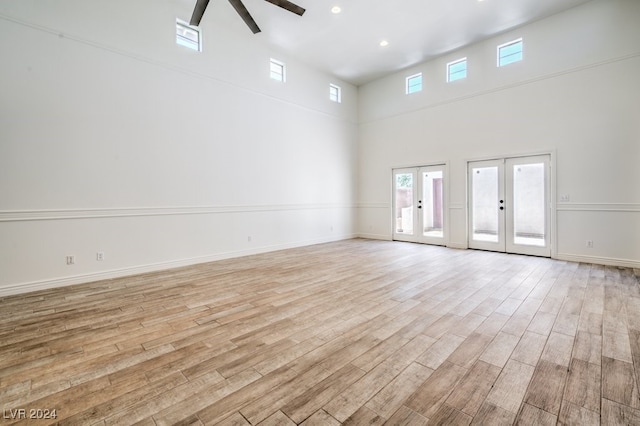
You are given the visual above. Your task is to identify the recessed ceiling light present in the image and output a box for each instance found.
[331,6,341,14]
[379,40,389,47]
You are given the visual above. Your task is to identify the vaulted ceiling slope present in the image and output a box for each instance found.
[189,0,594,85]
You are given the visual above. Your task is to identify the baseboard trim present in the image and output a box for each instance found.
[355,238,638,269]
[4,238,636,297]
[0,234,356,297]
[357,235,467,249]
[446,242,468,250]
[356,233,392,241]
[555,253,640,269]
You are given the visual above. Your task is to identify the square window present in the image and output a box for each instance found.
[329,84,342,103]
[447,58,467,82]
[270,58,286,82]
[406,73,422,94]
[176,19,201,52]
[498,38,523,67]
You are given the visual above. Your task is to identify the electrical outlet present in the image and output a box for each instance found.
[247,236,252,242]
[66,255,75,265]
[586,240,594,248]
[96,252,105,261]
[560,194,570,202]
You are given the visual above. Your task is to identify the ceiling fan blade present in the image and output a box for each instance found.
[189,0,210,26]
[228,0,261,33]
[263,0,305,16]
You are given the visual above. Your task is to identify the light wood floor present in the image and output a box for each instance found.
[1,239,639,425]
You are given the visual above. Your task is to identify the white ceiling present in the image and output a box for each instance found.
[194,0,594,86]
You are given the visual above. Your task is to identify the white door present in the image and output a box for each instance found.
[468,155,550,257]
[393,165,446,246]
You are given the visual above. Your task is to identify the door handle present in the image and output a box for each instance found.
[500,206,504,210]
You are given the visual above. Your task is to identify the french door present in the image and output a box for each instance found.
[468,155,550,257]
[393,165,446,245]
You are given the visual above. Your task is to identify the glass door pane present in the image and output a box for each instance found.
[468,159,505,252]
[512,163,545,246]
[393,169,417,242]
[471,166,500,243]
[506,155,550,257]
[421,169,444,239]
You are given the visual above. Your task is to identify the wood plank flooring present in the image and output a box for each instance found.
[1,239,639,425]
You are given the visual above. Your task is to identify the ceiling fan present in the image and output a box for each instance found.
[190,0,306,34]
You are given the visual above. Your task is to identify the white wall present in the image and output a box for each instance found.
[357,0,640,267]
[0,0,358,295]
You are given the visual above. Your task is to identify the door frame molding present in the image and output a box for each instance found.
[465,150,556,257]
